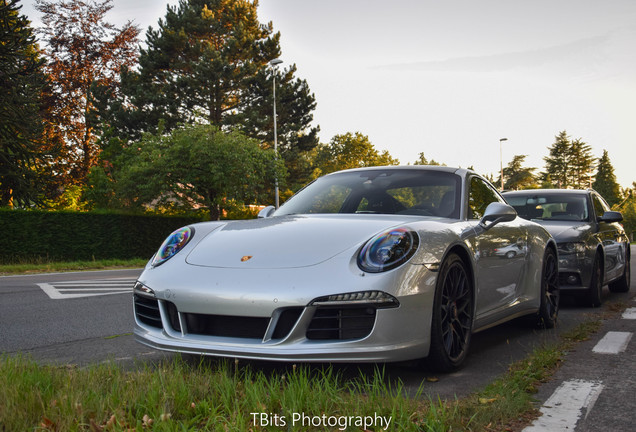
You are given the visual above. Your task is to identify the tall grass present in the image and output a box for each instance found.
[0,342,567,432]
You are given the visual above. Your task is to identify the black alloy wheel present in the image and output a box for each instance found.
[427,253,474,372]
[537,248,559,328]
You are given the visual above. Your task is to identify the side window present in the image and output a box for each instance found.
[591,194,609,219]
[468,177,503,219]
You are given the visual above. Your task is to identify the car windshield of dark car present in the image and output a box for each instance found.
[505,194,589,222]
[275,169,462,218]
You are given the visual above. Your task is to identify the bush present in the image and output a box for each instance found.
[0,209,203,264]
[622,197,636,241]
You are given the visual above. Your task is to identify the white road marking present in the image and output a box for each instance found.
[38,278,137,299]
[522,379,604,432]
[622,307,636,319]
[592,331,633,354]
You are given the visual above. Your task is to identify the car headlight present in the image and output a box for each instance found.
[357,228,419,273]
[151,226,194,267]
[557,242,586,255]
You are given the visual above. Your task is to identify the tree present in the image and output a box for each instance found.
[621,183,636,239]
[413,152,443,166]
[0,0,49,207]
[232,64,319,190]
[592,150,621,207]
[542,131,596,189]
[115,124,285,220]
[105,0,319,196]
[116,0,279,136]
[543,131,572,188]
[312,132,399,177]
[497,155,537,190]
[35,0,140,184]
[569,138,595,189]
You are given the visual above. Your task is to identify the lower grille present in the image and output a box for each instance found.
[306,306,376,340]
[184,313,269,339]
[271,308,304,340]
[134,294,162,329]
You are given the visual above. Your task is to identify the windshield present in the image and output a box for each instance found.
[275,169,462,218]
[505,193,589,222]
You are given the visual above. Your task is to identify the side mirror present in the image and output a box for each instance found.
[257,205,276,219]
[598,211,623,223]
[479,202,517,231]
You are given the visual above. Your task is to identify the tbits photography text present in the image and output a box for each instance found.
[251,411,393,430]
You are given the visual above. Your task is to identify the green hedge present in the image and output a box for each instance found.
[0,209,203,264]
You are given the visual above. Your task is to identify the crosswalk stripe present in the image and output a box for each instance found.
[523,379,604,432]
[592,331,633,354]
[37,279,136,299]
[622,307,636,319]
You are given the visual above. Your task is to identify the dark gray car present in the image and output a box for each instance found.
[503,189,630,306]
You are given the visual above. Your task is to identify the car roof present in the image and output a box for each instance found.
[325,165,470,177]
[502,189,592,196]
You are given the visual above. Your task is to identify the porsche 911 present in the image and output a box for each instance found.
[133,166,558,371]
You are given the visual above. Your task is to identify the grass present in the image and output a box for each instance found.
[0,258,147,275]
[1,316,602,432]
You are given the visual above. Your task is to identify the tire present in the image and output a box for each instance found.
[426,253,474,372]
[537,248,559,328]
[586,254,603,307]
[609,252,630,293]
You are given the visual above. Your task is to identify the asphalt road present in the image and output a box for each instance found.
[1,252,634,418]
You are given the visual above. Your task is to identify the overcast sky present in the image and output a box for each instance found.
[21,0,636,187]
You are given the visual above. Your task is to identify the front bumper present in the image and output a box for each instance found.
[132,254,437,363]
[557,252,593,291]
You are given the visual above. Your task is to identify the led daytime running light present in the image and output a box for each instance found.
[311,290,399,308]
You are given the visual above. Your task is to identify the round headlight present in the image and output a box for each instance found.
[357,228,419,273]
[151,226,194,267]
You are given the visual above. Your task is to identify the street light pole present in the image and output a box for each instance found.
[270,58,283,208]
[499,137,508,191]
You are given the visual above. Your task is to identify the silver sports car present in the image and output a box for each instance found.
[133,166,558,371]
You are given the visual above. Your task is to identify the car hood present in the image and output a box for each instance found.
[534,220,593,242]
[185,214,421,269]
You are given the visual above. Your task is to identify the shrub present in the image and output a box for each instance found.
[0,209,202,264]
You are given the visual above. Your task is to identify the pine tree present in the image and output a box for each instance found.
[499,155,537,190]
[231,63,319,190]
[118,0,280,134]
[542,131,596,189]
[413,152,443,166]
[109,0,319,190]
[593,150,621,207]
[543,131,571,188]
[0,0,48,207]
[36,0,140,184]
[569,138,595,189]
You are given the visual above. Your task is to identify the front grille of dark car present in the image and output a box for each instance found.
[306,306,376,340]
[134,294,162,329]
